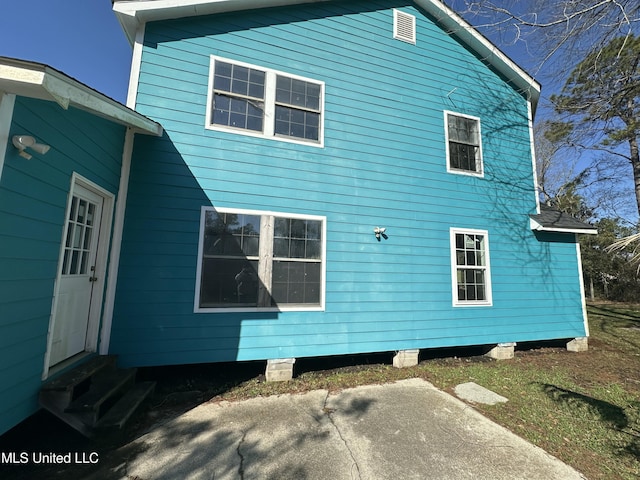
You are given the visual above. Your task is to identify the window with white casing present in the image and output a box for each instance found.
[196,207,326,312]
[207,56,324,146]
[450,228,492,306]
[445,111,483,176]
[393,9,416,44]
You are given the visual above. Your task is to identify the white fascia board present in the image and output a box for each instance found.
[0,92,16,182]
[112,0,540,108]
[0,59,162,136]
[530,218,598,235]
[41,70,162,135]
[113,0,317,44]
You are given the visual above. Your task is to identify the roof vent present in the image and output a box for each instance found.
[393,9,416,44]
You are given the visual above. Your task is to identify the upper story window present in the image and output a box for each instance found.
[445,111,483,176]
[207,56,324,146]
[450,228,492,306]
[195,207,326,312]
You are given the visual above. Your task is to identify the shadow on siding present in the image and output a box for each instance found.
[110,132,278,368]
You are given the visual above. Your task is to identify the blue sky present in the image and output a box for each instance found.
[0,0,132,103]
[0,0,540,106]
[0,0,634,220]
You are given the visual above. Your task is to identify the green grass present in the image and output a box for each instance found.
[202,303,640,479]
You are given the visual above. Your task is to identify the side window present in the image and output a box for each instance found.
[450,228,492,306]
[196,207,325,311]
[207,56,324,145]
[445,111,483,176]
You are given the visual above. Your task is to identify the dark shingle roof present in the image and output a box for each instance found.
[529,205,597,234]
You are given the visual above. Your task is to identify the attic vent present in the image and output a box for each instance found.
[393,9,416,44]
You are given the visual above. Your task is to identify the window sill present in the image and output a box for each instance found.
[447,167,484,178]
[452,301,493,307]
[194,305,325,314]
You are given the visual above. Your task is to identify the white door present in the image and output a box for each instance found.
[49,184,104,366]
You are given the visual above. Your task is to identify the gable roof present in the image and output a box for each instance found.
[112,0,540,109]
[0,57,162,136]
[530,205,598,235]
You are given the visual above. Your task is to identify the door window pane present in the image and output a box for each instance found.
[62,194,99,277]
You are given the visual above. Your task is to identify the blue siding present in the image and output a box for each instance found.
[0,97,126,435]
[112,0,586,367]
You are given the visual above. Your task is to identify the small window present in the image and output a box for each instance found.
[445,111,483,176]
[207,56,324,146]
[394,9,416,44]
[450,228,492,306]
[196,207,325,312]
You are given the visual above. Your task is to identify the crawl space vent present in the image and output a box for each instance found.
[394,9,416,44]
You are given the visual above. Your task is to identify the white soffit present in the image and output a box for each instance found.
[0,57,162,136]
[113,0,540,106]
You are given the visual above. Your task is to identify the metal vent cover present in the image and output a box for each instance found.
[394,9,416,44]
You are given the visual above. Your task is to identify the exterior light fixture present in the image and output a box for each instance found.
[374,226,387,241]
[12,135,51,160]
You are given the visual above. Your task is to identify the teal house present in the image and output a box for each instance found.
[0,0,595,435]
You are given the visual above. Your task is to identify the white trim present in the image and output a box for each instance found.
[444,110,484,178]
[43,173,115,378]
[0,92,15,182]
[575,238,590,337]
[206,55,325,147]
[112,0,540,107]
[450,227,493,307]
[0,58,161,136]
[527,100,541,214]
[126,24,146,109]
[529,217,598,235]
[100,128,136,355]
[194,206,327,313]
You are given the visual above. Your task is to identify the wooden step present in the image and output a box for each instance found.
[65,368,136,425]
[42,355,116,392]
[96,381,156,430]
[40,355,117,410]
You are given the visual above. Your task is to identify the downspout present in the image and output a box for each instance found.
[527,100,541,214]
[575,234,590,337]
[0,92,16,182]
[100,127,135,354]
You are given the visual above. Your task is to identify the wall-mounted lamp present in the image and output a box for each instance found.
[12,135,51,160]
[374,226,388,241]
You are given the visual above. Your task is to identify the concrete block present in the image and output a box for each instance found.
[485,342,515,360]
[393,349,419,368]
[566,337,588,352]
[454,382,508,405]
[266,358,295,382]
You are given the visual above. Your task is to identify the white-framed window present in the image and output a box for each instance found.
[195,207,326,312]
[444,111,483,176]
[450,228,492,306]
[206,56,324,146]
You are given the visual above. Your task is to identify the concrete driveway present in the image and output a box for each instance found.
[90,378,585,479]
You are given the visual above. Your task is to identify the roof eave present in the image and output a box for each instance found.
[0,58,162,136]
[112,0,540,109]
[530,218,598,235]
